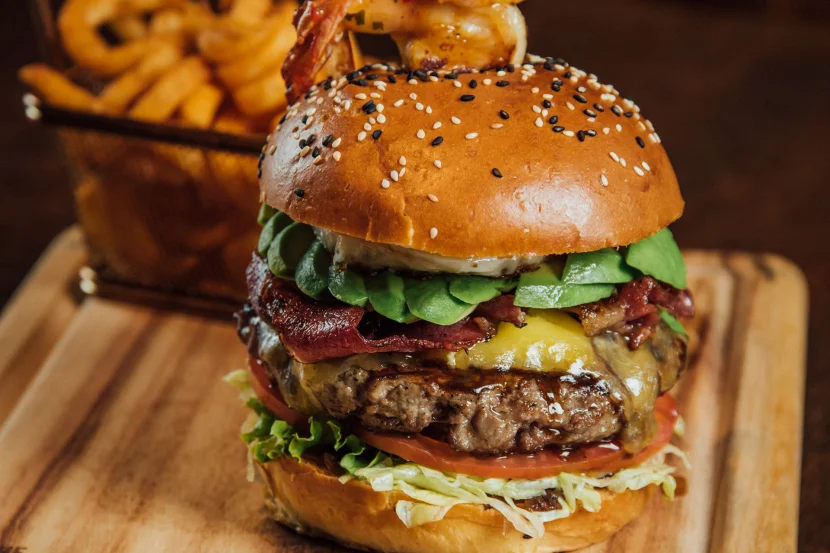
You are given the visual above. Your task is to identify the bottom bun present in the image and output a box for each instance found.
[258,456,653,553]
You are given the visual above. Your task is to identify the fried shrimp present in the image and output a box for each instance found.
[282,0,526,102]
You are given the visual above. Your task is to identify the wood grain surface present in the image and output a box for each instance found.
[0,247,808,553]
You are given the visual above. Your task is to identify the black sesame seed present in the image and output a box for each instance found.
[499,110,510,120]
[407,70,415,82]
[563,71,572,79]
[522,535,532,540]
[307,134,316,144]
[279,114,287,124]
[299,138,307,149]
[611,106,622,116]
[460,94,476,102]
[366,73,379,80]
[322,80,332,90]
[624,111,634,118]
[636,136,646,148]
[322,134,333,147]
[492,168,503,178]
[573,94,587,104]
[372,129,382,140]
[551,82,561,92]
[431,136,444,146]
[362,100,377,114]
[429,71,439,78]
[506,64,515,72]
[577,130,586,142]
[387,74,397,84]
[347,71,360,81]
[593,103,605,112]
[311,147,320,158]
[304,90,313,99]
[469,80,478,89]
[445,72,458,80]
[294,188,305,198]
[553,125,564,132]
[543,62,555,71]
[257,169,262,179]
[361,64,372,72]
[543,100,552,109]
[586,129,597,137]
[357,79,369,86]
[302,115,309,124]
[549,115,559,124]
[414,69,427,79]
[584,109,597,117]
[496,80,510,87]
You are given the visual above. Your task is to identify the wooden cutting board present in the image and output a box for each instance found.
[0,229,808,553]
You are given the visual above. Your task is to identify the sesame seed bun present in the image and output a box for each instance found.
[259,455,652,553]
[259,60,684,258]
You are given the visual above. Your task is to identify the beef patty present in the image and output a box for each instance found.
[238,308,687,455]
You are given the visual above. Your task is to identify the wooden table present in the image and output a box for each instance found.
[2,1,829,552]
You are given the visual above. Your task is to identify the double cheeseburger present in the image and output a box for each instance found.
[229,56,694,552]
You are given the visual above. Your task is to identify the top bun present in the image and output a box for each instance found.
[259,58,683,258]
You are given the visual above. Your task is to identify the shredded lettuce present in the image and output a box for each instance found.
[228,370,689,538]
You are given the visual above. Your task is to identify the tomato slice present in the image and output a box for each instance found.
[247,355,678,479]
[248,356,308,428]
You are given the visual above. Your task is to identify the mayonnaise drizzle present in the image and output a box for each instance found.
[314,227,544,276]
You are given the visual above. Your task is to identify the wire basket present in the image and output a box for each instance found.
[25,0,273,306]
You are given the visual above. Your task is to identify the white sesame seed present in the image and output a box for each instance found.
[521,75,529,82]
[267,144,276,155]
[429,75,439,82]
[433,121,442,129]
[344,100,352,110]
[417,129,426,139]
[399,156,407,166]
[409,93,418,100]
[364,122,372,131]
[542,109,549,117]
[642,161,651,171]
[377,104,385,113]
[466,132,478,139]
[620,158,627,167]
[543,93,553,100]
[491,123,504,129]
[299,146,310,157]
[373,80,385,88]
[601,174,609,186]
[357,131,367,141]
[654,133,662,143]
[603,127,611,135]
[616,124,623,132]
[408,79,418,85]
[453,80,462,88]
[587,117,596,123]
[451,116,461,125]
[391,170,399,182]
[370,92,381,99]
[531,87,540,94]
[535,117,544,128]
[634,166,645,176]
[381,179,390,188]
[333,151,342,161]
[355,93,367,100]
[369,117,378,125]
[483,78,492,85]
[427,194,439,202]
[566,102,575,110]
[332,137,342,148]
[394,99,404,107]
[416,102,424,111]
[377,114,387,124]
[313,156,323,165]
[610,152,620,162]
[434,159,443,169]
[533,105,542,113]
[399,167,406,177]
[563,130,575,137]
[430,227,438,239]
[303,117,314,129]
[426,106,433,114]
[497,70,506,76]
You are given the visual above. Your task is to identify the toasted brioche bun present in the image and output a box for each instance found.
[259,60,683,258]
[258,456,652,553]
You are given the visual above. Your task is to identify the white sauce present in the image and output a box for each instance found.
[314,227,544,276]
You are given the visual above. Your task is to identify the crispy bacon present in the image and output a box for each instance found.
[282,0,351,104]
[571,277,695,348]
[246,255,522,363]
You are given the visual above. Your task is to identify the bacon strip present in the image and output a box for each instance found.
[571,277,694,348]
[247,255,522,363]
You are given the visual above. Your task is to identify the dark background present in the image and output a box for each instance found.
[2,0,829,550]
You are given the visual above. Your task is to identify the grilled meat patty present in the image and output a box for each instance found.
[237,307,687,455]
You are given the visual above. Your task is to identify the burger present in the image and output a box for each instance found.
[227,56,694,552]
